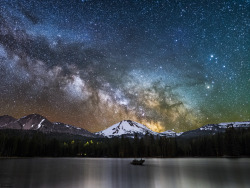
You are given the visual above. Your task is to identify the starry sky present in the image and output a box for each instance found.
[0,0,249,133]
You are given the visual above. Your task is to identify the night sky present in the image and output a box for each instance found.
[0,0,249,133]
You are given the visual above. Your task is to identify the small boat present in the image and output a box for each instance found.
[130,159,145,165]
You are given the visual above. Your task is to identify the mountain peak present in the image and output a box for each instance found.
[96,120,158,137]
[17,114,52,130]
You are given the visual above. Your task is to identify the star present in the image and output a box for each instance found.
[0,0,248,133]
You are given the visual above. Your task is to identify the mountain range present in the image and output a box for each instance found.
[0,114,250,138]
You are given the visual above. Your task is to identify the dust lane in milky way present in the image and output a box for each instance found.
[0,0,249,132]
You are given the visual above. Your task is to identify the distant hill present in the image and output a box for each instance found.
[180,122,250,138]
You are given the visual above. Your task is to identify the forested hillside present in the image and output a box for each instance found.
[0,127,250,157]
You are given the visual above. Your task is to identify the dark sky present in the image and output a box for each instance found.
[0,0,249,132]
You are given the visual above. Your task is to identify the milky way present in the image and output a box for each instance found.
[0,0,249,132]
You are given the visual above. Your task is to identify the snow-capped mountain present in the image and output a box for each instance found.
[96,120,158,138]
[180,121,250,138]
[0,114,97,138]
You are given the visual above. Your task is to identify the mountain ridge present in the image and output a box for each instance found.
[0,114,97,138]
[180,121,250,138]
[96,120,250,138]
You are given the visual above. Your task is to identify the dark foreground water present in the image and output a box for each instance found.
[0,158,249,188]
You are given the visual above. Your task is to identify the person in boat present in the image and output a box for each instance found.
[131,158,145,165]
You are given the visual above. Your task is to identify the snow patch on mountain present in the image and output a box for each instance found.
[159,130,183,137]
[37,119,45,129]
[218,122,250,128]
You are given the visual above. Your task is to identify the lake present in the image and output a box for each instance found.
[0,158,249,188]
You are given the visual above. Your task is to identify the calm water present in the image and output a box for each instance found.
[0,158,249,188]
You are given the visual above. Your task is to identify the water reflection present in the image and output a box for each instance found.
[0,158,249,188]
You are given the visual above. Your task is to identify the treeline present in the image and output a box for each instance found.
[178,127,250,157]
[0,127,250,157]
